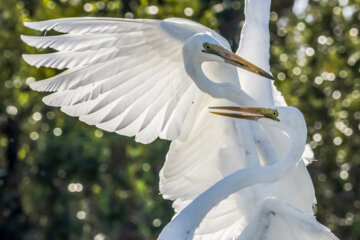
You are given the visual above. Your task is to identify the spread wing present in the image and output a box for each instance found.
[237,198,339,240]
[22,17,227,144]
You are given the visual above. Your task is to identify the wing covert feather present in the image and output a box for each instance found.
[23,17,225,143]
[237,198,339,240]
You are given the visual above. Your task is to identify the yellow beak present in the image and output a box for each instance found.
[209,106,279,122]
[202,43,274,80]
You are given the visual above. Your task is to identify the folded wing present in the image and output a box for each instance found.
[237,198,339,240]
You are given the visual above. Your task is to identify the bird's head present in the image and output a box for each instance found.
[183,33,274,80]
[209,106,307,139]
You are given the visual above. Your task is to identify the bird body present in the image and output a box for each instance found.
[158,106,338,240]
[160,0,316,238]
[22,0,336,239]
[23,17,277,237]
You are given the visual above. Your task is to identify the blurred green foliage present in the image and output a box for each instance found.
[0,0,359,239]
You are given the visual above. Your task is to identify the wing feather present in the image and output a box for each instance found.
[237,198,339,240]
[22,47,120,69]
[24,17,144,33]
[42,55,165,107]
[21,32,142,51]
[23,17,226,143]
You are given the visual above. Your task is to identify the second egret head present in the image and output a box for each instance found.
[209,106,306,135]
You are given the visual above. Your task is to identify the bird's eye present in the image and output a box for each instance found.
[203,43,210,49]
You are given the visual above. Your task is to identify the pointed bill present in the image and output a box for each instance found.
[202,43,274,80]
[209,106,279,121]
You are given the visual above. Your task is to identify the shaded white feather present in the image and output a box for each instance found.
[237,198,339,240]
[23,17,225,144]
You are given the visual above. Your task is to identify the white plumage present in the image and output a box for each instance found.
[22,0,337,239]
[160,1,318,238]
[158,106,338,240]
[23,18,220,144]
[238,198,338,240]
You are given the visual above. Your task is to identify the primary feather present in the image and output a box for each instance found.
[23,17,226,144]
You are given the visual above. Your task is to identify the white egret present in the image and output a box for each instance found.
[21,17,271,144]
[21,14,278,238]
[159,0,317,238]
[21,0,327,239]
[158,106,338,240]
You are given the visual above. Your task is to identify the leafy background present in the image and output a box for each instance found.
[0,0,359,239]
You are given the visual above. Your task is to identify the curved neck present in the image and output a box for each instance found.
[183,56,259,107]
[158,125,305,240]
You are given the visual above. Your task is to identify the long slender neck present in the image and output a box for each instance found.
[158,124,305,240]
[237,0,273,106]
[183,56,259,107]
[251,122,279,166]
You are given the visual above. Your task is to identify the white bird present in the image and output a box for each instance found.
[158,106,339,240]
[159,0,318,238]
[21,17,270,144]
[21,0,327,239]
[21,14,275,238]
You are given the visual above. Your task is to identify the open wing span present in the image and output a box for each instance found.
[22,17,227,144]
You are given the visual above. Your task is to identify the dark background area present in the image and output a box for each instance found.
[0,0,359,239]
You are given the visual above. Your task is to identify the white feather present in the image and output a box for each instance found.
[21,34,120,51]
[23,17,222,143]
[237,198,339,240]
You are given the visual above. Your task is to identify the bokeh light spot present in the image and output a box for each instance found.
[53,128,63,136]
[146,5,159,15]
[184,7,194,17]
[32,112,42,121]
[332,90,341,99]
[30,131,39,141]
[94,129,103,138]
[313,133,322,142]
[84,3,94,12]
[94,233,106,240]
[318,173,327,182]
[68,183,83,192]
[96,1,105,10]
[76,211,86,220]
[349,27,358,37]
[277,72,286,80]
[152,218,162,227]
[333,137,343,145]
[305,47,315,56]
[340,170,349,180]
[6,106,18,115]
